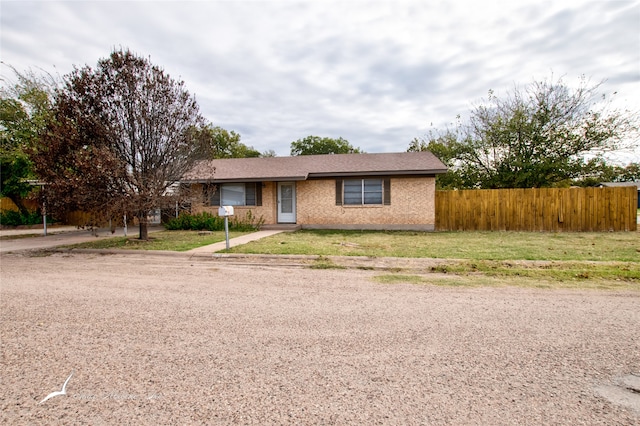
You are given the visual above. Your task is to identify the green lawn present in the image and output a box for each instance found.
[64,228,640,287]
[231,230,640,287]
[67,229,640,261]
[66,230,251,252]
[227,230,639,262]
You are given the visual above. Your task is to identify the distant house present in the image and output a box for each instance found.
[599,182,640,208]
[182,152,447,230]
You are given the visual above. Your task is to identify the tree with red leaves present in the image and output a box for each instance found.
[32,49,209,239]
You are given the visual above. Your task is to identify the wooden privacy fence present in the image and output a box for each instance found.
[435,186,638,232]
[1,198,110,227]
[0,198,38,212]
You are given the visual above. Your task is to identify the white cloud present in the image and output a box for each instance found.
[1,0,638,158]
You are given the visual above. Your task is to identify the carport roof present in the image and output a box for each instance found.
[599,181,640,189]
[182,151,448,183]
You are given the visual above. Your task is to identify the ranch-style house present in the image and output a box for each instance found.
[182,151,447,231]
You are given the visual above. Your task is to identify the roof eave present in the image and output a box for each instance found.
[308,169,448,178]
[182,175,308,183]
[182,169,449,183]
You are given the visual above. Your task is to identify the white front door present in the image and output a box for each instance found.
[277,182,296,223]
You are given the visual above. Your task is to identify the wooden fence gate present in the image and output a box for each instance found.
[435,187,638,232]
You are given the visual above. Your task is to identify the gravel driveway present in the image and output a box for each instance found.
[1,252,639,425]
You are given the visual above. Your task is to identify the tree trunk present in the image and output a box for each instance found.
[8,195,30,217]
[138,212,148,240]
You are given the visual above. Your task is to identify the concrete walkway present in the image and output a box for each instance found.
[186,230,285,254]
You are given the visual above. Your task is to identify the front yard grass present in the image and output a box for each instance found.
[370,259,640,283]
[227,229,639,262]
[65,228,640,287]
[231,230,640,287]
[66,230,251,252]
[372,272,639,291]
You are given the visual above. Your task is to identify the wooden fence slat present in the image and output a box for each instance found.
[435,187,637,232]
[0,198,39,211]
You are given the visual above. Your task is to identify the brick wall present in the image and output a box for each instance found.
[191,177,437,230]
[193,182,277,225]
[297,177,436,230]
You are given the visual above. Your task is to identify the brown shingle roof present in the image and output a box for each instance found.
[182,151,447,183]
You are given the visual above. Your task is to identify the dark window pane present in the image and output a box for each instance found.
[363,179,381,190]
[221,183,245,206]
[344,194,362,205]
[364,192,382,204]
[343,179,362,205]
[363,179,382,204]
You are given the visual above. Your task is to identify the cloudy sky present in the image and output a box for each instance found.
[1,0,639,159]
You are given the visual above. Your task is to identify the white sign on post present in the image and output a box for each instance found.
[218,206,234,217]
[218,206,234,249]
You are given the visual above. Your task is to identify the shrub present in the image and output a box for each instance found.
[163,211,264,232]
[231,210,265,231]
[0,210,44,226]
[164,212,222,231]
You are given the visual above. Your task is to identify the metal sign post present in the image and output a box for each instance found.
[41,184,47,236]
[224,216,230,249]
[218,206,234,250]
[42,201,47,236]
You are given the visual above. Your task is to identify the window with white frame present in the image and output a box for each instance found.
[343,178,383,205]
[208,183,261,206]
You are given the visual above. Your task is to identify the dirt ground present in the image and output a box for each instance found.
[1,251,639,425]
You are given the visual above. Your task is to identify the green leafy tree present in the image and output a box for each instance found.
[0,98,34,215]
[196,125,261,159]
[31,49,209,239]
[408,129,471,189]
[616,162,640,181]
[0,67,56,215]
[571,161,640,187]
[412,76,638,189]
[290,135,362,155]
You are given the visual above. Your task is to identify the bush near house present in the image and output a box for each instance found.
[164,211,263,232]
[0,209,43,226]
[0,198,45,226]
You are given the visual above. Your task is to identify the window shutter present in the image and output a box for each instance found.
[211,186,220,206]
[383,178,391,205]
[335,179,343,205]
[244,183,255,206]
[202,184,209,204]
[256,182,262,206]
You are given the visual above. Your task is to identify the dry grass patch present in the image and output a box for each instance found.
[373,259,640,290]
[230,230,640,262]
[64,230,251,252]
[374,273,640,290]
